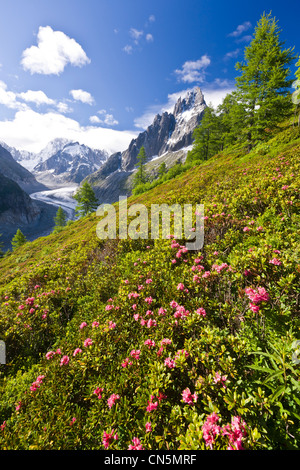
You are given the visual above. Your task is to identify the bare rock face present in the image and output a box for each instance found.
[0,173,40,225]
[121,87,206,171]
[0,144,45,194]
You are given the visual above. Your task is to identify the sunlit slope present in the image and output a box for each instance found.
[0,124,299,450]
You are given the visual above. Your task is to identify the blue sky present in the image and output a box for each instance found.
[0,0,299,154]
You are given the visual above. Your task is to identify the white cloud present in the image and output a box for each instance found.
[224,48,241,60]
[89,115,101,124]
[94,109,119,126]
[146,34,154,42]
[235,34,253,43]
[18,90,55,106]
[129,28,144,44]
[174,56,211,84]
[202,88,234,110]
[70,89,94,105]
[228,21,252,38]
[0,109,136,154]
[149,15,155,23]
[123,44,133,54]
[56,101,73,114]
[0,80,28,110]
[21,26,91,75]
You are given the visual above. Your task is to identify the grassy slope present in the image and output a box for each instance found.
[0,124,299,450]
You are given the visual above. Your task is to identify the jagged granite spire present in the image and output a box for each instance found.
[121,87,206,171]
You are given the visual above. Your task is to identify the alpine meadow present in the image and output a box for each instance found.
[0,10,300,453]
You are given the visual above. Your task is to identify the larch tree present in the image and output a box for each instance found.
[235,12,296,150]
[11,229,27,251]
[73,182,99,217]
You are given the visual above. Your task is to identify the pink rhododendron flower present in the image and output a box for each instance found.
[245,287,269,303]
[79,322,87,329]
[221,416,247,450]
[73,348,82,356]
[196,307,207,317]
[30,375,45,392]
[121,357,133,368]
[146,395,158,412]
[269,258,282,265]
[202,412,221,449]
[107,393,120,408]
[108,321,116,329]
[102,429,118,449]
[145,422,152,432]
[158,307,167,316]
[83,338,93,347]
[213,372,227,387]
[46,351,55,360]
[128,437,144,450]
[60,355,69,366]
[249,303,260,313]
[177,283,185,291]
[164,357,176,369]
[144,339,155,348]
[130,349,141,360]
[92,321,99,327]
[15,402,22,411]
[182,387,198,404]
[160,338,172,346]
[93,387,104,399]
[147,318,157,328]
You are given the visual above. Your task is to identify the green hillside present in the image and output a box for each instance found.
[0,120,299,450]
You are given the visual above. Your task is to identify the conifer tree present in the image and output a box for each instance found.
[235,12,296,150]
[133,146,148,187]
[11,229,27,251]
[158,162,167,178]
[187,105,222,162]
[73,182,99,217]
[53,206,67,233]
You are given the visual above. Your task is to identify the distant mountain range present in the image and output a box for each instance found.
[1,138,109,187]
[0,86,206,249]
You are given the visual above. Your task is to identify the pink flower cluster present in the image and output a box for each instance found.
[103,429,118,449]
[170,301,190,319]
[146,395,158,412]
[213,372,227,388]
[269,258,282,266]
[245,286,269,313]
[107,393,120,409]
[30,374,45,392]
[202,413,248,450]
[93,387,104,399]
[128,437,144,450]
[182,387,198,404]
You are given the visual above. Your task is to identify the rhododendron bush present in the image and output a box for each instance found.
[0,124,299,450]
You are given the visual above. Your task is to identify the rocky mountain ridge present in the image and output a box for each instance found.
[85,87,206,203]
